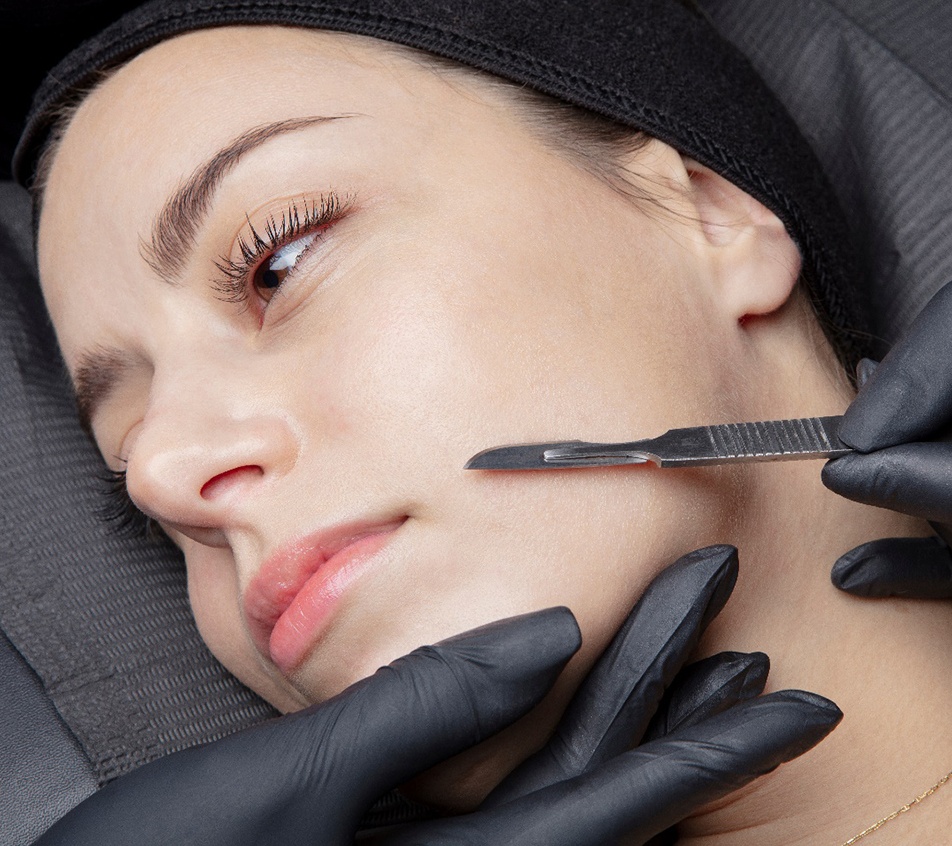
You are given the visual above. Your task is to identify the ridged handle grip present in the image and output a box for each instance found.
[709,417,843,458]
[658,416,850,466]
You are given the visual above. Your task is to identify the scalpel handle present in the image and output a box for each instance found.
[651,415,850,467]
[541,416,851,467]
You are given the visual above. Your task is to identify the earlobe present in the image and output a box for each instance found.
[682,156,801,323]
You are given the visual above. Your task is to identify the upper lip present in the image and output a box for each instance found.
[243,515,407,660]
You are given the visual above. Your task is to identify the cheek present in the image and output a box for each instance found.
[293,459,737,704]
[269,216,738,698]
[184,546,245,669]
[242,165,736,702]
[183,543,301,711]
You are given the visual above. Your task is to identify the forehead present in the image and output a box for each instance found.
[43,27,437,208]
[56,25,434,162]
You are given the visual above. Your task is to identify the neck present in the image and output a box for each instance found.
[678,454,952,845]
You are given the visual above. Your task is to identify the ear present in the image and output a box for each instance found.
[681,156,802,323]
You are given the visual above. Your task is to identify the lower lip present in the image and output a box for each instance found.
[268,528,398,674]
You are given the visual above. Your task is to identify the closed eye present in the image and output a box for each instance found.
[98,467,162,540]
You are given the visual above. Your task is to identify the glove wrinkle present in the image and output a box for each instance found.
[643,651,770,742]
[822,445,952,523]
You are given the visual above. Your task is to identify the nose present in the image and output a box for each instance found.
[124,367,299,541]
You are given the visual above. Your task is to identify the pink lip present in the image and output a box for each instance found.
[244,516,406,674]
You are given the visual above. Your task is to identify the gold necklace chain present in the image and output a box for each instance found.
[838,768,952,845]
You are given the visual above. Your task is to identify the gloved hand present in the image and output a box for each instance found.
[34,547,841,846]
[386,546,840,845]
[822,280,952,598]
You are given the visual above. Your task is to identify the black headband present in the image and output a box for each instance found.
[12,0,870,365]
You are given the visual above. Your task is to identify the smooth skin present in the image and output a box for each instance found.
[37,25,952,843]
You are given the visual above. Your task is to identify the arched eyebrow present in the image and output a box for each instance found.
[141,114,357,281]
[74,345,132,437]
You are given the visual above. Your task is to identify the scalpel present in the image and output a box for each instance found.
[464,415,851,470]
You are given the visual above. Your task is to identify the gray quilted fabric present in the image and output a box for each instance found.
[702,0,952,347]
[0,183,277,787]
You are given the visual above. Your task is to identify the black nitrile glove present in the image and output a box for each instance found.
[385,545,841,845]
[822,280,952,598]
[34,608,580,846]
[483,545,769,807]
[35,547,841,846]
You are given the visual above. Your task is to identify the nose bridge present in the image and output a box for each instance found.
[126,348,299,526]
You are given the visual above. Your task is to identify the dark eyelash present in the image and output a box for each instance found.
[213,191,353,306]
[97,468,161,541]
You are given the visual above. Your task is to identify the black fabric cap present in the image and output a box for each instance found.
[13,0,871,366]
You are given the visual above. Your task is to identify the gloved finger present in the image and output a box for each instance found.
[642,651,769,742]
[36,607,583,846]
[483,545,738,807]
[821,443,952,523]
[831,536,952,599]
[316,606,582,816]
[640,651,770,846]
[389,691,841,846]
[839,280,952,451]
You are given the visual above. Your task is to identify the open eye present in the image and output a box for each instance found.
[253,231,320,302]
[214,193,353,311]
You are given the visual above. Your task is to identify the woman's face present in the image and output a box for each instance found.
[38,26,764,800]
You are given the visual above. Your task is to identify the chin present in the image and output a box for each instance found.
[284,581,544,705]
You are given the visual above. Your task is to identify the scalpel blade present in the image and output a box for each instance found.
[464,416,850,470]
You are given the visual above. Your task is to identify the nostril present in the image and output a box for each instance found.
[200,465,264,500]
